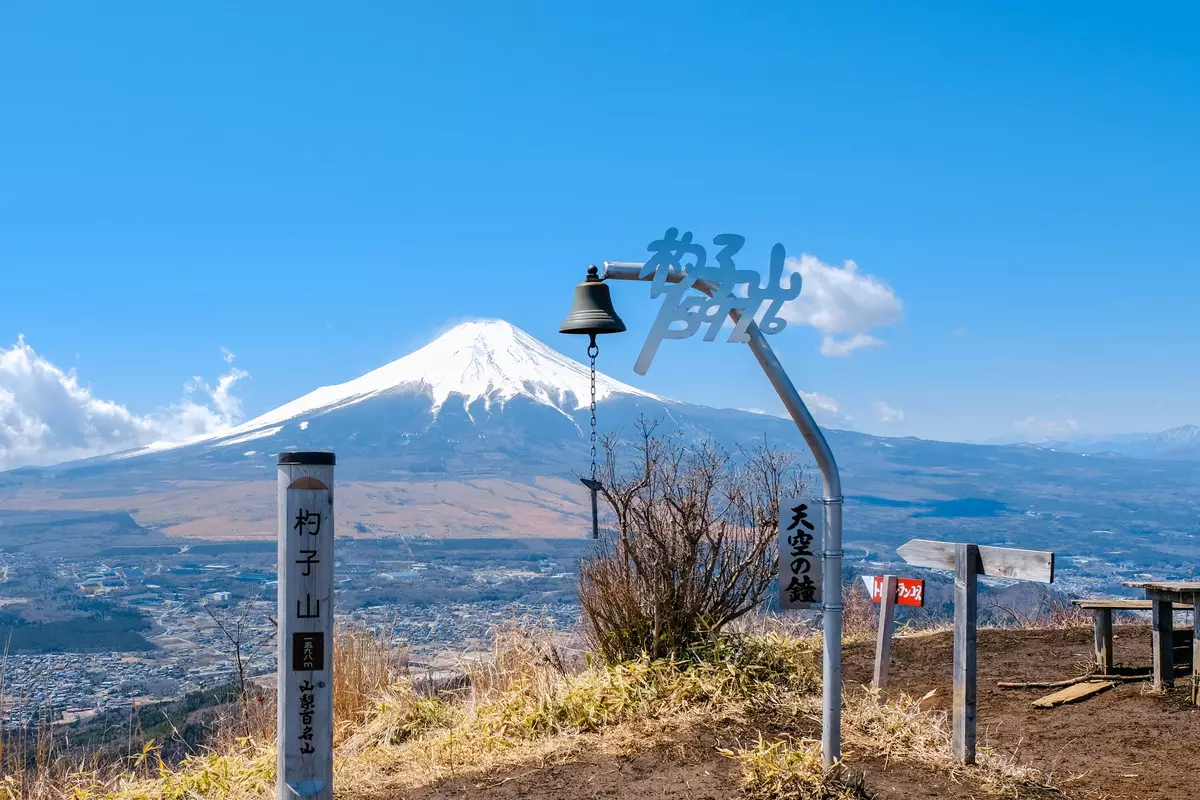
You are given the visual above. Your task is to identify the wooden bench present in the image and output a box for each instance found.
[1123,582,1200,703]
[1071,599,1192,674]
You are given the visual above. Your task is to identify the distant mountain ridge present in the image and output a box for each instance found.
[2,319,1198,590]
[1043,425,1200,461]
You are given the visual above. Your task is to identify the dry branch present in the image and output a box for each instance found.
[579,417,808,663]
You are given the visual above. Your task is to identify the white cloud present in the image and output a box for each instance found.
[874,401,905,423]
[1012,417,1079,440]
[820,333,884,358]
[800,391,841,417]
[736,390,844,423]
[0,337,249,470]
[221,346,236,364]
[187,365,249,424]
[773,255,902,357]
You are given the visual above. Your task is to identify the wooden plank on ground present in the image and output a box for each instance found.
[1032,680,1118,708]
[898,539,1054,583]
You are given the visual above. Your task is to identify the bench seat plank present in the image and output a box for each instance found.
[1072,599,1191,610]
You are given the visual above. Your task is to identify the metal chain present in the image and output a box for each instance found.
[588,338,599,481]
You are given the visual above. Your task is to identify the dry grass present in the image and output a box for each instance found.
[0,619,1075,799]
[713,676,1067,799]
[721,735,874,799]
[331,623,410,742]
[0,626,820,799]
[0,621,408,800]
[334,628,823,794]
[840,686,1067,795]
[420,630,819,772]
[465,625,572,698]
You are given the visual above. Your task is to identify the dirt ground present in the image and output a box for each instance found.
[394,719,1019,800]
[390,625,1198,800]
[846,624,1200,800]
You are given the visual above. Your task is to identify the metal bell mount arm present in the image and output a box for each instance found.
[600,261,845,767]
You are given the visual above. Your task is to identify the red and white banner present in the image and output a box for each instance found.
[860,575,925,607]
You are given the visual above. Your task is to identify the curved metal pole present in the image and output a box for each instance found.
[602,261,844,766]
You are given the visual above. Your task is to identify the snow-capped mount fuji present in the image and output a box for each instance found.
[229,319,663,432]
[82,320,689,481]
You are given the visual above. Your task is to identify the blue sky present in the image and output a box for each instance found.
[1,2,1197,464]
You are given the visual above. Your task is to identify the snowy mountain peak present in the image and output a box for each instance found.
[111,320,666,461]
[375,318,659,412]
[230,319,661,433]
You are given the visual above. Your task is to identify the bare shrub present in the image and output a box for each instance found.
[200,596,275,698]
[840,581,880,643]
[985,593,1093,630]
[579,418,807,663]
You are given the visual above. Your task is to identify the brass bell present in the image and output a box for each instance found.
[559,265,626,338]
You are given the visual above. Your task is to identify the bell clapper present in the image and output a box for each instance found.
[559,265,627,540]
[580,333,602,538]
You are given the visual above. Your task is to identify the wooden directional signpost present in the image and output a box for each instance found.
[861,575,925,689]
[861,575,926,606]
[897,539,1055,765]
[277,453,336,800]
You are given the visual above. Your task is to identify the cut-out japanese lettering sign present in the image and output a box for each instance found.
[860,575,925,607]
[634,229,802,375]
[779,497,823,610]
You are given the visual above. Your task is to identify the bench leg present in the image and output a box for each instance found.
[1193,598,1199,706]
[1152,599,1174,690]
[1093,608,1113,674]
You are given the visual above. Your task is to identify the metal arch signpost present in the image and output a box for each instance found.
[599,229,846,767]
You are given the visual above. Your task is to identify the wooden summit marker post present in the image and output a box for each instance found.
[897,539,1054,765]
[277,452,335,800]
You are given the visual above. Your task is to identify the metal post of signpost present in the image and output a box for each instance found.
[601,261,845,767]
[277,452,336,800]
